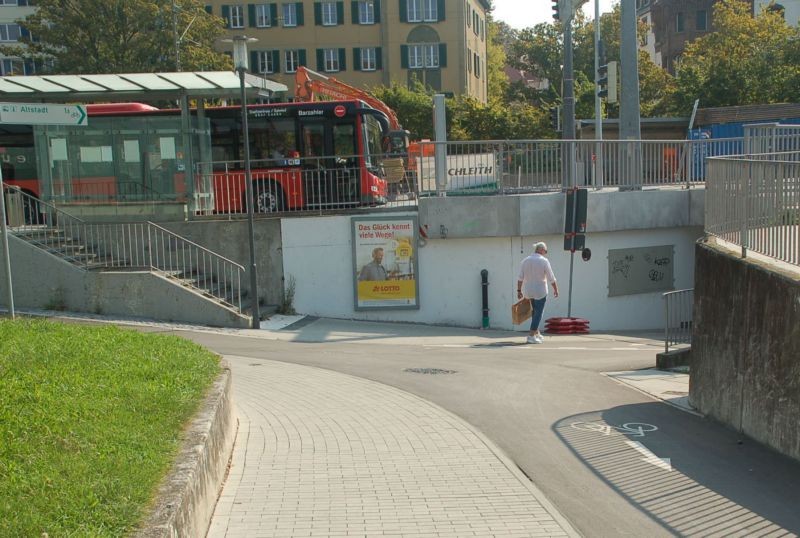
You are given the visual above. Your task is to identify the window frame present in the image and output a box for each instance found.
[321,1,337,25]
[696,9,707,31]
[675,11,685,33]
[323,48,340,72]
[0,23,21,42]
[283,3,297,26]
[285,49,300,72]
[255,4,272,27]
[360,47,376,71]
[358,0,375,24]
[229,4,245,28]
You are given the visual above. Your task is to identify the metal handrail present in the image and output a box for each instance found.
[663,288,694,353]
[5,186,244,312]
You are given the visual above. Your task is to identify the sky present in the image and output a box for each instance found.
[491,0,617,30]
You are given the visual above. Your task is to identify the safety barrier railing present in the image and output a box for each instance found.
[663,288,694,353]
[744,123,800,154]
[192,154,418,216]
[706,152,800,266]
[5,186,244,311]
[47,180,177,203]
[410,138,745,194]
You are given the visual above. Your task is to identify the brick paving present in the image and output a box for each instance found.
[208,358,577,538]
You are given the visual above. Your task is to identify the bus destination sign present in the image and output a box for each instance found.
[0,102,88,126]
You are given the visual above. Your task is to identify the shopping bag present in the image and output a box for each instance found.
[511,298,532,325]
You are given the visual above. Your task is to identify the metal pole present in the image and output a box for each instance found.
[594,0,604,188]
[239,67,260,329]
[0,169,15,319]
[173,0,181,71]
[619,0,642,185]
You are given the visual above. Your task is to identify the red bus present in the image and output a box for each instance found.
[1,99,392,220]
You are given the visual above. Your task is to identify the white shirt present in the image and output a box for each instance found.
[518,253,556,300]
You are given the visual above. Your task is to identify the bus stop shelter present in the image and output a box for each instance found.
[0,71,287,214]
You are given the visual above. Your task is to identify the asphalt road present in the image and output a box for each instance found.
[161,322,800,537]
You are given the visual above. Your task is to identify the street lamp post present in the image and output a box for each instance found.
[226,35,261,329]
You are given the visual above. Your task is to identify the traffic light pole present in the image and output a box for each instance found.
[562,10,578,316]
[594,0,604,188]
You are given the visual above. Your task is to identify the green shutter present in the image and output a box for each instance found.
[439,43,447,67]
[299,49,307,65]
[337,2,344,23]
[374,0,381,22]
[272,50,280,72]
[251,51,259,71]
[314,2,322,24]
[353,48,361,71]
[221,5,230,27]
[339,48,346,70]
[400,45,408,68]
[352,0,359,23]
[316,49,324,70]
[270,3,278,23]
[376,46,382,69]
[204,5,212,14]
[437,0,445,21]
[399,0,407,22]
[297,3,304,25]
[248,4,256,26]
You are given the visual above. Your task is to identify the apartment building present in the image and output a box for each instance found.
[206,0,490,102]
[0,0,35,76]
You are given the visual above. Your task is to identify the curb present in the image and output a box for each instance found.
[135,361,236,538]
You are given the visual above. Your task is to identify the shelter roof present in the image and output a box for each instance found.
[0,71,287,103]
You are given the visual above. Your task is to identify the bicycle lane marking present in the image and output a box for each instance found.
[570,420,672,471]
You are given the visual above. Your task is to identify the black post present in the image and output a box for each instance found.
[239,66,260,329]
[481,269,489,329]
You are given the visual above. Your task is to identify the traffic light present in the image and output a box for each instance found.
[550,106,561,132]
[552,0,561,21]
[597,60,618,103]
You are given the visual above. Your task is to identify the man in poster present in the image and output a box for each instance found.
[358,247,390,281]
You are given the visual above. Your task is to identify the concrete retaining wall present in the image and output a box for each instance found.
[0,237,250,328]
[690,239,800,461]
[136,362,236,538]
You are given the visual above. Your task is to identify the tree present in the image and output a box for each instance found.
[1,0,231,74]
[673,0,800,111]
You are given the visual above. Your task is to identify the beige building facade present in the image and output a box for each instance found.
[206,0,489,102]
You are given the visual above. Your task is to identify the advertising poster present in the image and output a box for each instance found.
[351,216,419,310]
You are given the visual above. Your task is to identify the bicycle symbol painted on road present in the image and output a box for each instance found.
[570,421,658,438]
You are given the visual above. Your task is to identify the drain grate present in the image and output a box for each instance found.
[404,367,457,375]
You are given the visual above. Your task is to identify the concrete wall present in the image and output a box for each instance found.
[154,218,284,307]
[282,191,703,330]
[0,236,249,328]
[690,239,800,461]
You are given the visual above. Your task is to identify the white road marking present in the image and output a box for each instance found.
[626,440,672,471]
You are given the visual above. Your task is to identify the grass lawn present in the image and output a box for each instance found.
[0,318,221,537]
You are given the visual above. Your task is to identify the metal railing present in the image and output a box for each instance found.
[663,288,694,352]
[192,154,418,216]
[410,138,744,195]
[5,186,244,311]
[706,152,800,266]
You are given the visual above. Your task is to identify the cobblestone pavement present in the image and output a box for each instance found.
[208,358,578,538]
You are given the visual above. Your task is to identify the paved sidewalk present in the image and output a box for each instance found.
[208,358,579,538]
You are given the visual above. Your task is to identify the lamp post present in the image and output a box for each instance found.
[225,35,261,329]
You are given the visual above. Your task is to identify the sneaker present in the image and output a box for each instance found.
[526,336,540,344]
[535,334,544,343]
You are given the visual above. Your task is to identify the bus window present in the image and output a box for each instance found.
[210,116,240,170]
[250,117,297,160]
[362,115,385,166]
[333,123,355,159]
[301,123,325,158]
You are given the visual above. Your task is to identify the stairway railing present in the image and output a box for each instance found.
[4,186,244,312]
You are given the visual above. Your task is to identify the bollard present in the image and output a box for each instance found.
[481,269,489,329]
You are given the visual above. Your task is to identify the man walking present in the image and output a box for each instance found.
[517,242,559,344]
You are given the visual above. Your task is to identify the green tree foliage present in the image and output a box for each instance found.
[371,81,435,140]
[1,0,231,74]
[673,0,800,110]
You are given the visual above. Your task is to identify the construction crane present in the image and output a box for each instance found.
[294,66,409,154]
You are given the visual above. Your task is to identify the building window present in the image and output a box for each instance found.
[359,1,375,24]
[407,0,437,22]
[229,4,245,28]
[0,24,21,42]
[255,4,272,27]
[408,43,439,68]
[321,1,337,24]
[473,52,480,78]
[675,11,684,32]
[696,10,707,31]
[323,48,340,71]
[285,49,300,72]
[360,47,376,70]
[257,51,276,73]
[283,3,297,26]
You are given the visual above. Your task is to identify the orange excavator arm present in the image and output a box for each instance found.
[294,66,403,132]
